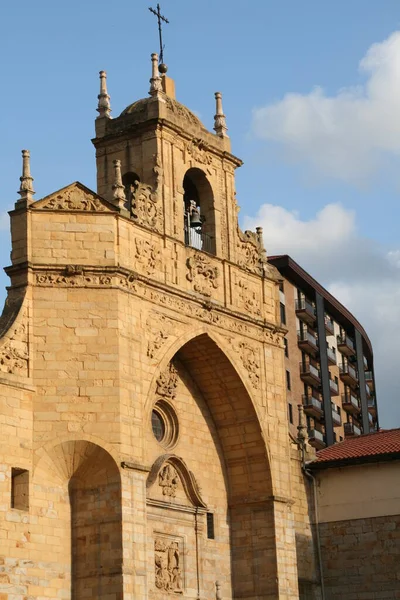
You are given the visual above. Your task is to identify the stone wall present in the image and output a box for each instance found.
[319,514,400,599]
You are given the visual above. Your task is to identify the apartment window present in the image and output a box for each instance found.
[280,302,286,325]
[339,436,343,442]
[288,403,293,424]
[279,281,284,293]
[11,468,29,511]
[206,512,215,539]
[284,338,289,358]
[286,370,291,390]
[334,376,338,386]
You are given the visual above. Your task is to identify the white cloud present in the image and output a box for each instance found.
[244,203,400,428]
[252,31,400,184]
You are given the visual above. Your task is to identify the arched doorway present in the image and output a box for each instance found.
[146,334,277,599]
[35,440,123,600]
[183,168,216,254]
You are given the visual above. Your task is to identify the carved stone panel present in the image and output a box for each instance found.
[131,180,162,232]
[186,253,219,297]
[154,537,183,594]
[156,362,178,399]
[159,464,179,498]
[135,238,161,276]
[34,183,114,212]
[237,277,261,317]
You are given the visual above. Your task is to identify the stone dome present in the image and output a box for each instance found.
[120,97,206,131]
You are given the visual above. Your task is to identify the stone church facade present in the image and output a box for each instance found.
[0,55,318,599]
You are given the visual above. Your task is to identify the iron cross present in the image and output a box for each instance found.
[149,4,169,65]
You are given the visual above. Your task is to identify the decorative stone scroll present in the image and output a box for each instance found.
[159,464,179,498]
[186,253,219,297]
[236,227,267,276]
[165,95,203,129]
[131,180,162,232]
[154,537,183,594]
[34,182,114,212]
[156,361,178,399]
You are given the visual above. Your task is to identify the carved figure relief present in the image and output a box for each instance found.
[135,238,161,275]
[186,254,219,297]
[154,538,183,594]
[236,228,267,276]
[237,279,261,317]
[153,154,163,190]
[156,362,178,399]
[159,464,179,498]
[0,307,29,377]
[131,180,162,232]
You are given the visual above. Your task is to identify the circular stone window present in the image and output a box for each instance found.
[151,400,179,449]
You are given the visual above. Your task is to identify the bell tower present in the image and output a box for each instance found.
[92,53,267,267]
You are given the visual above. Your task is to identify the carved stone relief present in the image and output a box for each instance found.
[131,180,162,232]
[237,278,261,317]
[146,313,179,359]
[238,342,260,389]
[0,307,28,377]
[186,254,219,297]
[156,362,178,399]
[154,537,183,594]
[36,267,112,287]
[159,464,179,498]
[135,238,161,275]
[35,184,111,212]
[184,138,213,171]
[165,95,203,130]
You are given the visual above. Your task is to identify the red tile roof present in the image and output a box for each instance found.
[311,429,400,466]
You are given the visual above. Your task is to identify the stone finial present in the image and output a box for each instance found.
[112,159,126,209]
[97,70,111,118]
[149,53,162,95]
[297,404,308,445]
[214,92,228,137]
[18,150,35,204]
[215,581,222,600]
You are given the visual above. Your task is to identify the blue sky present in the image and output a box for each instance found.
[1,0,400,426]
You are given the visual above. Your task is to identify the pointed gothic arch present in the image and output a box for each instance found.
[147,332,279,598]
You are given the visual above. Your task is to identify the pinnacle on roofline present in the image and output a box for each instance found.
[18,149,35,205]
[97,70,111,119]
[149,53,162,96]
[214,92,228,137]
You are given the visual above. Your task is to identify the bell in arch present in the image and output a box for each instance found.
[188,199,202,228]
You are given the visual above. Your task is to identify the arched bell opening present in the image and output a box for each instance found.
[146,334,278,599]
[183,168,216,255]
[122,171,140,210]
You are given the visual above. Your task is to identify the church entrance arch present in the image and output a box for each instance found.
[146,333,277,599]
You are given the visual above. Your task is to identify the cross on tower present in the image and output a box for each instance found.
[149,3,169,65]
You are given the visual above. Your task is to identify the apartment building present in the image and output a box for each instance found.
[269,255,378,448]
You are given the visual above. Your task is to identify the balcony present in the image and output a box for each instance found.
[368,396,377,416]
[297,329,319,356]
[331,407,342,427]
[342,392,360,415]
[295,298,316,326]
[337,334,355,357]
[302,394,323,419]
[329,378,339,396]
[325,315,334,336]
[308,428,326,450]
[344,422,362,437]
[339,363,358,387]
[363,355,368,369]
[365,383,372,397]
[326,346,337,366]
[299,360,321,386]
[365,371,374,390]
